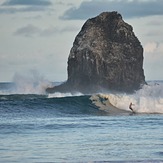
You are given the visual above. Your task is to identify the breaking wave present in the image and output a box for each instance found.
[0,78,163,114]
[0,71,53,95]
[90,81,163,114]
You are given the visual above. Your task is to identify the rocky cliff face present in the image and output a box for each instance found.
[47,11,146,93]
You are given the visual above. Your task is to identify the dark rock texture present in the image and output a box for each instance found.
[47,11,146,93]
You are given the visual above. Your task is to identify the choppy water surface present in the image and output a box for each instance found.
[0,82,163,162]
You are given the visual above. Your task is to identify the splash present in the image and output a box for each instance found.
[13,70,53,94]
[91,81,163,114]
[134,82,163,113]
[1,70,52,95]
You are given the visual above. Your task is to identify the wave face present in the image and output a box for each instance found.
[91,81,163,114]
[0,81,163,115]
[1,81,163,162]
[0,94,103,118]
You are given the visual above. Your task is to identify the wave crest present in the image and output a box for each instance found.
[91,82,163,114]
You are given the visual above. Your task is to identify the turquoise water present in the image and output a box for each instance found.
[0,83,163,162]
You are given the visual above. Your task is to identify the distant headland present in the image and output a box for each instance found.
[46,11,146,94]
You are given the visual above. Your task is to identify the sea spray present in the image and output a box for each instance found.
[90,81,163,114]
[136,82,163,97]
[134,82,163,113]
[1,76,163,114]
[10,70,52,94]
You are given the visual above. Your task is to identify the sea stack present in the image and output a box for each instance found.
[47,11,146,93]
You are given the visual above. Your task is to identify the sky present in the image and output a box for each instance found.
[0,0,163,82]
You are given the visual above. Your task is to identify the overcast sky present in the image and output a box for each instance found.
[0,0,163,82]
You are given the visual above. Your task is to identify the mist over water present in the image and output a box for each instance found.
[0,70,53,95]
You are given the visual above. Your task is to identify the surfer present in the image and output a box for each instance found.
[129,102,134,112]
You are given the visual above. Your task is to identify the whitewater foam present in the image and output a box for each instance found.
[0,71,52,95]
[1,77,163,114]
[92,81,163,114]
[48,92,83,98]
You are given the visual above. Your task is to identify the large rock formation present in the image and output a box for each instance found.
[47,11,146,93]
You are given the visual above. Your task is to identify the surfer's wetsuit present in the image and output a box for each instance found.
[129,103,133,112]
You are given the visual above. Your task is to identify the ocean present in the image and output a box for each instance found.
[0,81,163,163]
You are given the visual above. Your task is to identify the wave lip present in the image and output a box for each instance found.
[90,81,163,114]
[47,92,83,98]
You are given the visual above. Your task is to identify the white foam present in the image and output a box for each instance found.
[98,82,163,114]
[13,71,53,94]
[48,92,83,98]
[0,71,52,95]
